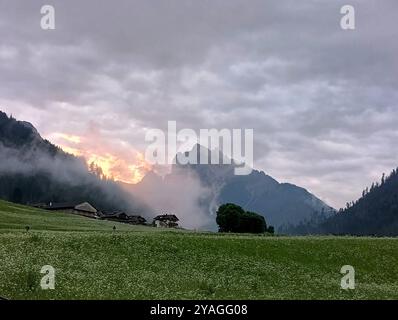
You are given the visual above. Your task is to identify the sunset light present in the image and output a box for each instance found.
[2,0,397,304]
[50,132,151,184]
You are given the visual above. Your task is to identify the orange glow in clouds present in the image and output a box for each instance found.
[49,132,151,184]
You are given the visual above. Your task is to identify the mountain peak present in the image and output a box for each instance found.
[174,143,235,168]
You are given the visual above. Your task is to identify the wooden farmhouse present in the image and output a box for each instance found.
[100,211,147,225]
[153,214,179,228]
[35,202,98,219]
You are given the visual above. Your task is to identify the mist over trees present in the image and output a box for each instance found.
[0,111,148,214]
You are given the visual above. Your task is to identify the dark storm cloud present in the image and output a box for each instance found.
[0,0,398,208]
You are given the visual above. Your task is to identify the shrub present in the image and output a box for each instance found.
[267,226,275,234]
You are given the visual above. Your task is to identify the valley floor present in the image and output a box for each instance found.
[0,200,397,300]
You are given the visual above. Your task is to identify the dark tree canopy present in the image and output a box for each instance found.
[281,168,398,236]
[216,203,267,234]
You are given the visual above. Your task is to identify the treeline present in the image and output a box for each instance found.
[282,168,398,236]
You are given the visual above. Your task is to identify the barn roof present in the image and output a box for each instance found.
[40,201,98,213]
[153,214,179,222]
[74,202,97,214]
[101,211,145,219]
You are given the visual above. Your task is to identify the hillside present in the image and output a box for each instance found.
[1,111,334,231]
[0,200,397,300]
[283,168,398,236]
[0,200,148,232]
[0,111,147,214]
[319,168,398,236]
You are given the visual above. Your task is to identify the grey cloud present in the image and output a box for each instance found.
[1,0,398,208]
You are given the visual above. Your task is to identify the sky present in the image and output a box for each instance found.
[0,0,397,209]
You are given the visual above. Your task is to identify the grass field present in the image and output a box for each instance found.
[0,200,397,300]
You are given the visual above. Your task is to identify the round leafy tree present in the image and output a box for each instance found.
[216,203,244,232]
[216,203,267,234]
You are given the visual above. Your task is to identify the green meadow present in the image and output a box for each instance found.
[0,200,397,300]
